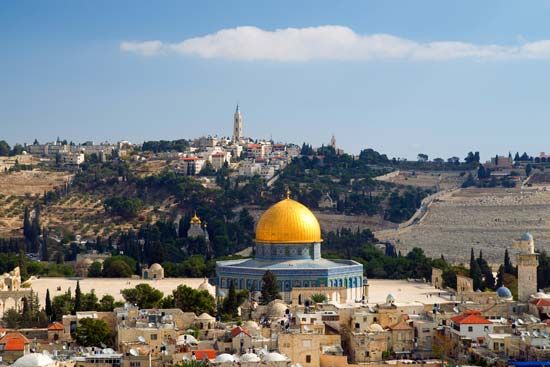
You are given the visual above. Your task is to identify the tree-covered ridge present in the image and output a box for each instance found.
[275,146,433,219]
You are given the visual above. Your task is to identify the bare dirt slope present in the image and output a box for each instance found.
[376,185,550,265]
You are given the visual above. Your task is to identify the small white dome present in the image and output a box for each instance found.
[240,353,260,362]
[267,300,288,318]
[199,278,215,293]
[12,353,55,367]
[176,334,198,346]
[243,320,260,330]
[521,232,534,241]
[215,353,236,363]
[263,352,288,362]
[386,293,395,304]
[197,312,215,321]
[149,263,163,271]
[368,323,384,332]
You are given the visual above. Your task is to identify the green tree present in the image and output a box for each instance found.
[73,280,82,314]
[3,308,20,328]
[45,289,52,320]
[260,270,281,305]
[171,285,215,315]
[102,259,133,277]
[496,265,505,288]
[98,295,120,312]
[121,283,163,309]
[75,318,112,347]
[469,248,483,290]
[310,294,327,303]
[87,261,103,277]
[504,249,514,274]
[0,141,10,156]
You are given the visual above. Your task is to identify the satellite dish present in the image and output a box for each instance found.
[129,349,139,357]
[138,336,146,343]
[100,343,107,348]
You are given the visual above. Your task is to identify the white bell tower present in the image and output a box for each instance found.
[233,104,243,143]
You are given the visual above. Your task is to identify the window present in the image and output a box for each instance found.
[468,326,473,332]
[151,334,158,340]
[484,326,489,331]
[306,355,311,363]
[130,362,141,367]
[365,351,370,357]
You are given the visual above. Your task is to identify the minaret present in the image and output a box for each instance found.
[330,134,336,150]
[513,232,539,302]
[233,104,243,143]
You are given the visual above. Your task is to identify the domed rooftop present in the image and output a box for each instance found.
[240,353,260,362]
[215,354,236,363]
[267,300,288,318]
[497,286,513,299]
[262,352,288,362]
[149,263,163,271]
[199,278,215,293]
[12,353,54,367]
[386,293,396,304]
[243,320,260,330]
[522,232,534,241]
[368,323,384,332]
[255,196,322,244]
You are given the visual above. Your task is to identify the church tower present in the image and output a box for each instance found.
[513,232,539,302]
[233,104,243,143]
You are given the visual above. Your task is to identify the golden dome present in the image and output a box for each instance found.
[255,198,322,244]
[190,212,201,225]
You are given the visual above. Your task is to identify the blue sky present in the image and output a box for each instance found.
[2,1,550,160]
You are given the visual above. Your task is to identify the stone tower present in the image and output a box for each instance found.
[330,134,336,150]
[233,104,243,143]
[513,232,539,302]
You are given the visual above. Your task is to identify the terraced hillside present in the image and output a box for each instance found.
[377,185,550,265]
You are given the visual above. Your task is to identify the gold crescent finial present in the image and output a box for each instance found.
[285,186,291,199]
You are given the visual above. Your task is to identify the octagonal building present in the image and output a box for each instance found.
[216,194,364,302]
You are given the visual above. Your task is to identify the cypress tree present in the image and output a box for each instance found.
[45,289,52,320]
[504,249,514,274]
[260,270,281,305]
[23,207,31,240]
[223,280,238,318]
[496,265,505,288]
[74,281,82,314]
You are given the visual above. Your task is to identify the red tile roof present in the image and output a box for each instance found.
[0,332,30,351]
[48,322,64,331]
[230,326,251,338]
[531,298,550,307]
[451,310,491,325]
[389,320,413,331]
[193,349,217,360]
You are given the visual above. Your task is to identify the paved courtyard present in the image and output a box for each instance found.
[365,279,450,304]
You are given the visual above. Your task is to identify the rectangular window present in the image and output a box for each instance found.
[468,326,473,332]
[306,355,311,363]
[130,362,140,367]
[151,334,158,340]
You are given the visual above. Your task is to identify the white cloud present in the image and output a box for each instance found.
[120,40,164,56]
[119,25,550,61]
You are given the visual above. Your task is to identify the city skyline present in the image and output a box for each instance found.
[4,1,550,159]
